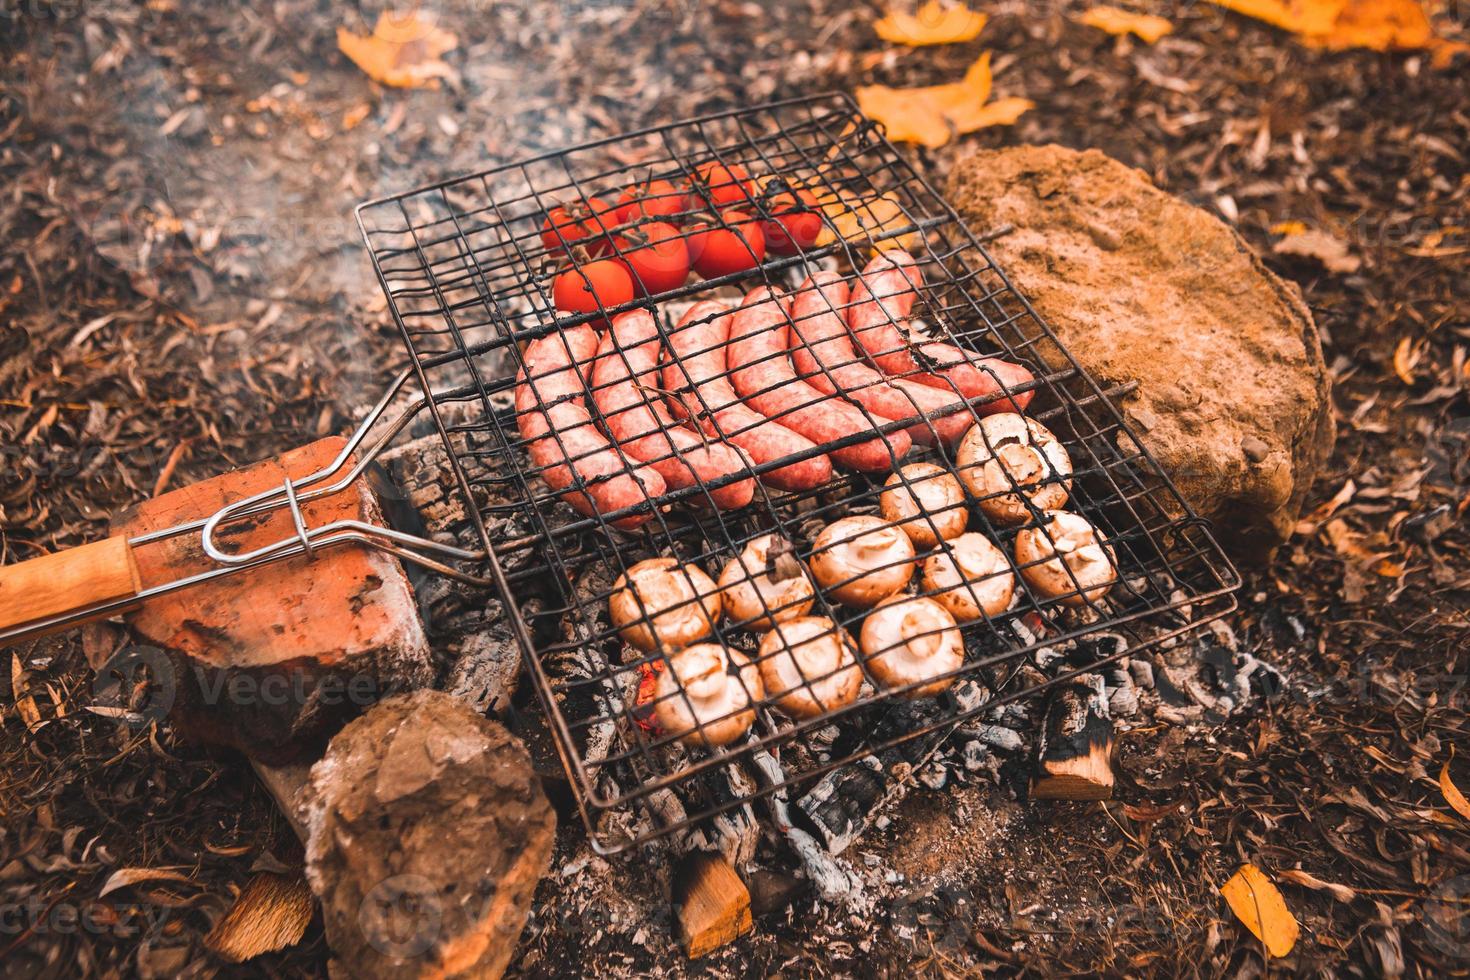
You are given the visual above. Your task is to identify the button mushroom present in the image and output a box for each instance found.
[809,515,916,608]
[653,643,762,748]
[609,557,722,652]
[879,462,968,549]
[757,616,863,719]
[718,534,816,632]
[859,595,964,699]
[956,414,1072,525]
[920,532,1015,622]
[1014,511,1116,607]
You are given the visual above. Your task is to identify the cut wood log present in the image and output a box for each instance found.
[673,851,753,959]
[1030,675,1114,801]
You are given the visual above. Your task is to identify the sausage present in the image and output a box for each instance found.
[847,250,1035,415]
[590,310,756,510]
[727,286,911,473]
[515,324,664,529]
[662,301,832,492]
[788,271,971,446]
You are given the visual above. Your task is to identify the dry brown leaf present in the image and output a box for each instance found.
[1440,747,1470,821]
[337,11,459,90]
[856,53,1032,148]
[813,190,922,254]
[1078,6,1175,43]
[1273,228,1361,273]
[1220,863,1300,957]
[1270,220,1308,236]
[100,867,194,897]
[1393,335,1421,385]
[205,871,315,962]
[1278,868,1358,903]
[11,652,42,731]
[1209,0,1467,63]
[874,1,988,46]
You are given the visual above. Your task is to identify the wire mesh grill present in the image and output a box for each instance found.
[357,93,1240,853]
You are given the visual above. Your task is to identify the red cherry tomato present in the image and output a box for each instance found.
[611,221,691,296]
[687,210,766,279]
[761,187,823,255]
[552,259,634,324]
[692,162,754,208]
[540,197,615,255]
[614,179,687,225]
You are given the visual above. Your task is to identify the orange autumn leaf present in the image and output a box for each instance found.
[856,53,1032,148]
[1078,6,1175,43]
[874,1,988,46]
[813,190,922,254]
[1440,748,1470,821]
[1220,864,1300,958]
[337,11,459,90]
[1209,0,1468,65]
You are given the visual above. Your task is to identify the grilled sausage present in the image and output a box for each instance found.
[590,310,756,510]
[788,271,971,446]
[662,301,832,492]
[515,324,664,528]
[728,286,910,474]
[848,250,1035,415]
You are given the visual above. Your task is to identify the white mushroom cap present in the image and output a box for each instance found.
[880,463,968,549]
[1014,511,1116,607]
[809,515,916,608]
[718,534,816,632]
[956,414,1072,525]
[757,616,863,719]
[859,596,964,699]
[920,532,1015,622]
[653,644,762,748]
[609,558,722,652]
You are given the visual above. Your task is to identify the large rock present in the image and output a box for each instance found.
[947,145,1334,561]
[300,690,555,980]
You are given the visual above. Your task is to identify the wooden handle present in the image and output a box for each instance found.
[0,537,142,642]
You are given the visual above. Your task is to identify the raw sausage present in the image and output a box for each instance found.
[515,324,664,529]
[788,272,971,446]
[590,310,756,510]
[728,286,910,474]
[662,301,832,492]
[847,250,1035,415]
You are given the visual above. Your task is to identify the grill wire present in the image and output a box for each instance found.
[357,93,1241,853]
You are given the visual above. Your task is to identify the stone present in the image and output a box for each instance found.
[947,145,1334,561]
[96,437,433,762]
[300,690,555,980]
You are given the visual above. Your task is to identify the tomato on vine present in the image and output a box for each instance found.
[687,209,766,279]
[610,221,692,296]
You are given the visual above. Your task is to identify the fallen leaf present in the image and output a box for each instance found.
[1221,863,1300,957]
[1393,335,1420,385]
[857,52,1032,148]
[1440,748,1470,821]
[813,190,922,254]
[1078,6,1175,43]
[1209,0,1467,63]
[100,867,194,897]
[1273,228,1361,273]
[1278,868,1358,903]
[11,653,42,731]
[874,1,988,46]
[205,871,315,962]
[337,11,459,90]
[1270,220,1308,236]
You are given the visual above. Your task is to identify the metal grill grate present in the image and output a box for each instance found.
[357,93,1240,852]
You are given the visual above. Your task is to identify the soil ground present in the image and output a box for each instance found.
[2,1,1468,977]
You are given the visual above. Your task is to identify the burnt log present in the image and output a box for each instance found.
[1030,675,1114,801]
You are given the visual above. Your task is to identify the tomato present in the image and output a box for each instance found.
[614,179,687,225]
[611,221,691,296]
[539,197,615,255]
[552,259,634,324]
[687,209,766,279]
[760,187,823,255]
[691,162,754,208]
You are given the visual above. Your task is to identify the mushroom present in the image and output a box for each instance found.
[920,532,1015,622]
[757,616,863,719]
[609,557,722,652]
[809,515,916,608]
[1014,511,1116,607]
[879,463,968,549]
[718,534,816,632]
[858,596,964,699]
[653,643,762,748]
[956,414,1072,525]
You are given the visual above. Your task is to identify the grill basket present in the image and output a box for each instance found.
[356,93,1240,853]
